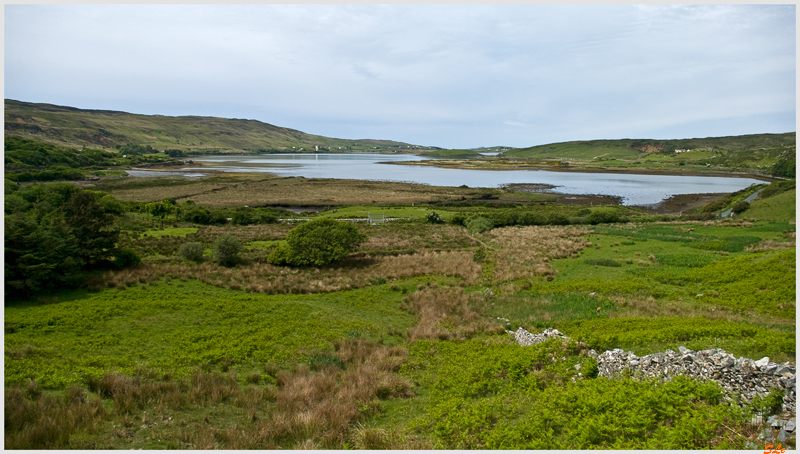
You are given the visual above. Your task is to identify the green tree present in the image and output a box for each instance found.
[177,242,205,262]
[61,190,120,266]
[465,216,493,233]
[268,218,367,266]
[4,184,122,298]
[146,198,174,226]
[213,235,242,267]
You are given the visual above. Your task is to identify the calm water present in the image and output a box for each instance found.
[180,153,763,206]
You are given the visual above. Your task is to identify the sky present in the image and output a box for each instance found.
[4,4,796,149]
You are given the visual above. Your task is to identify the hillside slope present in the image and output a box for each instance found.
[4,99,423,154]
[501,134,796,175]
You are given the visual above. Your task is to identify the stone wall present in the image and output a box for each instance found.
[512,327,796,414]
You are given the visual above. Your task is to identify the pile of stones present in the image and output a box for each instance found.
[512,327,567,347]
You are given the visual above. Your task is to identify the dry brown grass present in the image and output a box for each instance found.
[485,226,591,282]
[744,237,795,253]
[5,384,106,449]
[92,250,481,294]
[358,223,476,254]
[401,287,504,341]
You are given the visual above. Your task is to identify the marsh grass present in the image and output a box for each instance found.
[5,385,106,449]
[401,287,504,341]
[486,226,591,282]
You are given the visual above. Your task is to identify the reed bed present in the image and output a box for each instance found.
[92,251,481,294]
[487,226,591,282]
[401,287,505,341]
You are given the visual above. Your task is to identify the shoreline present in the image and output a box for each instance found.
[382,159,778,182]
[115,164,736,214]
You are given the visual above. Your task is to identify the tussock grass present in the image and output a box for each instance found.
[744,237,795,253]
[5,385,106,449]
[486,226,591,282]
[401,287,504,341]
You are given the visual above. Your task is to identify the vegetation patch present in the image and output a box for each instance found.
[584,258,621,267]
[399,339,755,449]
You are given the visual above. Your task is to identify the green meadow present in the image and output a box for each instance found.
[4,175,796,449]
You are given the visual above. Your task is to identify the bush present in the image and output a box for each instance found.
[450,214,467,226]
[702,200,726,214]
[587,210,620,225]
[213,235,242,267]
[426,211,443,224]
[581,357,599,379]
[465,216,493,234]
[113,249,140,269]
[731,201,750,214]
[583,258,621,267]
[177,242,205,262]
[268,218,367,267]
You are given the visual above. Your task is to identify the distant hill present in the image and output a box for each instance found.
[4,99,426,154]
[501,133,796,176]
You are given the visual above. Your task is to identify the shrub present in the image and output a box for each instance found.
[113,249,141,269]
[581,357,599,379]
[587,210,620,225]
[731,201,750,214]
[213,235,242,267]
[177,242,205,262]
[465,216,494,234]
[426,211,444,224]
[450,214,467,226]
[702,200,726,214]
[583,258,621,267]
[268,218,367,267]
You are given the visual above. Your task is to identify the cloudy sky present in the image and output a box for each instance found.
[4,4,795,149]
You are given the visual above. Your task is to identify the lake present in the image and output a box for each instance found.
[179,153,763,206]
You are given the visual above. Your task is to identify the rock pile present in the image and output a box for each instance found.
[512,327,796,415]
[514,327,567,347]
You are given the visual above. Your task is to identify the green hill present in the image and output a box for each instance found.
[501,134,796,175]
[4,99,426,154]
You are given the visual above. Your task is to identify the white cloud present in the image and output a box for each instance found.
[4,4,795,148]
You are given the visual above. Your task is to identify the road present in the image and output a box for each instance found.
[720,188,763,217]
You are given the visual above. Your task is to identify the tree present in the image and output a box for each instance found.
[213,235,242,267]
[4,184,122,298]
[464,216,493,233]
[178,242,205,262]
[268,218,367,266]
[61,190,120,266]
[146,198,174,226]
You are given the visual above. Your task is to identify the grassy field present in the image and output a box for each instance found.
[4,176,796,449]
